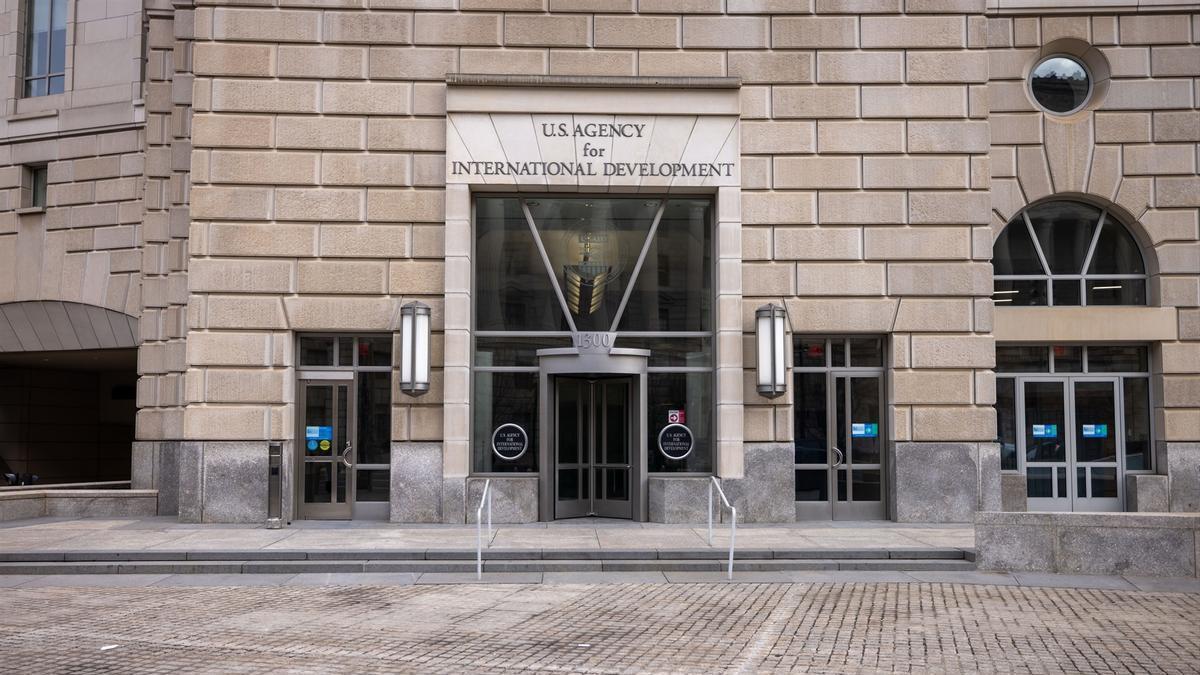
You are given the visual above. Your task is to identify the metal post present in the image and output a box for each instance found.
[728,507,737,580]
[267,443,282,529]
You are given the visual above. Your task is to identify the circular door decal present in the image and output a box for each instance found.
[658,423,694,461]
[319,440,331,451]
[491,423,529,461]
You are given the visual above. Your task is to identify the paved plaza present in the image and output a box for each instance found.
[2,579,1199,673]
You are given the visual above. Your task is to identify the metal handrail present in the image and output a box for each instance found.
[707,476,736,580]
[476,479,492,580]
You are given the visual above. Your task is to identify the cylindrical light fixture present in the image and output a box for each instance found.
[755,303,787,398]
[399,301,431,396]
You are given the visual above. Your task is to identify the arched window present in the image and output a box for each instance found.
[993,200,1147,306]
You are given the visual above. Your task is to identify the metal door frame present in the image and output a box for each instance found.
[1019,376,1071,512]
[537,347,648,521]
[1068,376,1123,512]
[831,372,886,520]
[295,375,356,520]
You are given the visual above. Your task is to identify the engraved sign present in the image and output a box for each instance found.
[657,423,694,461]
[572,331,615,354]
[491,423,529,461]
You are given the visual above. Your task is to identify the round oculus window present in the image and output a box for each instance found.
[1029,56,1091,114]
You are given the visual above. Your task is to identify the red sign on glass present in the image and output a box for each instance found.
[668,409,686,424]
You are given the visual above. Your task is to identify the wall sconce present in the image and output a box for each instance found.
[756,303,787,398]
[399,301,431,396]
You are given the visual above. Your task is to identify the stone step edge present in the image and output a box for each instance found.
[0,559,977,575]
[0,548,973,563]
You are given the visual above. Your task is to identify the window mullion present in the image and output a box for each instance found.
[1080,210,1107,276]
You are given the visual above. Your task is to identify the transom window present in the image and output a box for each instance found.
[992,201,1147,307]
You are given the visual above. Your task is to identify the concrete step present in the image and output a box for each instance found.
[0,558,976,576]
[0,547,972,563]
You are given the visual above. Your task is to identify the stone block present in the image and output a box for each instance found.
[211,80,319,114]
[818,192,905,225]
[1153,111,1200,143]
[817,121,904,154]
[728,51,812,83]
[1127,474,1169,513]
[864,156,968,189]
[721,443,794,523]
[639,51,724,77]
[1119,14,1191,45]
[212,8,320,43]
[893,298,973,332]
[193,43,275,77]
[772,16,856,48]
[177,441,203,523]
[299,260,387,294]
[893,442,987,523]
[1166,443,1200,512]
[774,226,861,260]
[505,14,589,47]
[277,46,366,79]
[319,224,409,258]
[321,153,412,186]
[742,192,815,225]
[741,121,815,154]
[907,50,987,83]
[549,49,635,76]
[201,441,267,523]
[773,86,858,118]
[975,522,1055,572]
[888,262,991,297]
[1001,473,1026,512]
[861,16,964,48]
[466,476,538,523]
[795,262,884,296]
[442,476,466,524]
[369,47,457,80]
[774,156,859,190]
[594,16,677,48]
[865,226,970,260]
[683,16,768,48]
[209,150,319,185]
[1058,526,1195,577]
[276,116,365,151]
[648,476,710,523]
[862,86,966,118]
[322,82,412,115]
[908,121,989,153]
[413,12,501,46]
[817,51,903,83]
[391,442,442,523]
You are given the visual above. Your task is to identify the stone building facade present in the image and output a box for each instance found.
[0,0,1196,525]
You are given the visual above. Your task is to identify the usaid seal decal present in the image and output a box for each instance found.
[657,423,694,461]
[491,423,529,461]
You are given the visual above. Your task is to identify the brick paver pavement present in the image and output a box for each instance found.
[3,582,1198,673]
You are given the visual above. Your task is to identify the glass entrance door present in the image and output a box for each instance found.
[1020,376,1122,511]
[795,371,885,520]
[554,377,632,519]
[298,379,354,519]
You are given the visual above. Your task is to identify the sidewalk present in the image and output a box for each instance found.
[0,515,974,553]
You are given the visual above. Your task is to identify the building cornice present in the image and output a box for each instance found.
[987,0,1200,15]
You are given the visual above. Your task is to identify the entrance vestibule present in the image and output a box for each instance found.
[553,376,633,519]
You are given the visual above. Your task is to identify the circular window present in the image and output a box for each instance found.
[1029,56,1092,114]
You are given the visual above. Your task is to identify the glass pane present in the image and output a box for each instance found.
[49,0,67,73]
[1027,467,1053,498]
[605,469,629,501]
[993,278,1047,306]
[835,377,846,455]
[618,199,713,332]
[357,372,391,465]
[1052,346,1083,373]
[996,346,1049,373]
[793,373,827,464]
[849,338,882,367]
[358,336,392,366]
[1024,381,1065,462]
[556,379,580,464]
[1078,467,1087,499]
[1052,279,1082,306]
[1088,221,1144,275]
[558,469,578,500]
[475,197,571,331]
[795,338,826,367]
[848,377,880,464]
[31,167,47,208]
[851,470,881,502]
[335,462,347,503]
[582,467,589,499]
[355,469,389,502]
[47,75,63,95]
[1086,279,1145,306]
[1030,56,1091,114]
[530,197,660,332]
[305,462,332,503]
[304,385,333,457]
[337,338,353,367]
[836,469,847,501]
[612,337,711,367]
[299,337,335,366]
[1057,467,1067,500]
[1091,467,1118,499]
[1074,381,1117,463]
[1088,346,1148,373]
[25,0,49,78]
[1027,201,1103,274]
[831,341,847,367]
[25,78,47,98]
[473,372,538,473]
[997,378,1018,471]
[475,336,571,366]
[647,372,711,473]
[336,385,348,461]
[795,469,828,502]
[1123,378,1151,471]
[992,220,1045,275]
[604,381,628,464]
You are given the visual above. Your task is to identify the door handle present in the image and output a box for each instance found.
[340,441,353,468]
[832,447,845,468]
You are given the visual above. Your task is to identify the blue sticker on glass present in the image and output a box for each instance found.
[306,440,318,452]
[851,422,878,438]
[1082,424,1108,438]
[305,426,333,441]
[1032,424,1058,438]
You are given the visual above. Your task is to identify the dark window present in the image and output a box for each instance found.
[473,371,539,473]
[24,0,67,97]
[992,201,1147,307]
[1029,56,1091,114]
[647,372,712,473]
